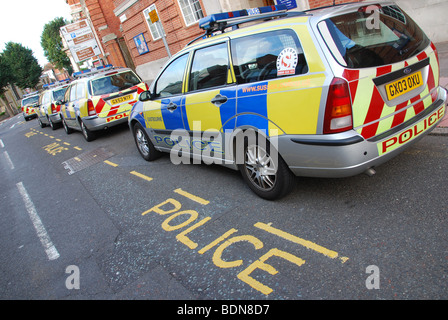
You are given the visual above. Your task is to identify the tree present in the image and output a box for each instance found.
[0,53,12,94]
[2,42,42,90]
[41,17,73,74]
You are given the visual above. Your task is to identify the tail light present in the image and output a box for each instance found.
[323,78,353,134]
[87,99,96,116]
[51,103,57,113]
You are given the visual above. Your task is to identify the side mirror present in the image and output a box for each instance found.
[139,90,153,102]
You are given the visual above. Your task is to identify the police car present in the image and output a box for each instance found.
[21,91,40,121]
[59,65,147,141]
[37,80,70,130]
[129,3,447,200]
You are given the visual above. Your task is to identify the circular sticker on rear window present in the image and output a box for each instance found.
[277,48,298,76]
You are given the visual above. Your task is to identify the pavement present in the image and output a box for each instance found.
[432,41,448,135]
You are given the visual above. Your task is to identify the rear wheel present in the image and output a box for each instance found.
[238,136,295,200]
[38,117,46,128]
[62,117,73,134]
[80,119,95,142]
[48,116,56,130]
[133,122,161,161]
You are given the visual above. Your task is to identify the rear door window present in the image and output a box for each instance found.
[188,42,229,92]
[318,4,430,68]
[231,29,308,84]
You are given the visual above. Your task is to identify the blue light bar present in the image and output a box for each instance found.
[199,4,288,32]
[72,64,114,78]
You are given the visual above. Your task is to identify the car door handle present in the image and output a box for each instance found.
[167,102,178,112]
[211,94,228,106]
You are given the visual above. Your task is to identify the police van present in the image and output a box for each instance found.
[129,2,447,200]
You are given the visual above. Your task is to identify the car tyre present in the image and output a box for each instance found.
[80,119,96,142]
[133,122,161,161]
[62,117,73,134]
[48,116,56,130]
[238,135,295,200]
[38,118,46,128]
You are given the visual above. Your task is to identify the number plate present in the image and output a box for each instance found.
[385,71,423,100]
[110,94,133,105]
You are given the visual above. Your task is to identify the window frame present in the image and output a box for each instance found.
[177,0,204,27]
[154,53,190,98]
[143,4,164,41]
[187,41,231,93]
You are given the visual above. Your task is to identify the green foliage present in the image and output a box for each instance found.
[0,53,12,94]
[2,42,42,90]
[41,17,73,74]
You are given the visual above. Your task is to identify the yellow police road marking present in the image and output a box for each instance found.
[254,222,340,260]
[174,188,210,205]
[130,171,153,182]
[104,160,118,167]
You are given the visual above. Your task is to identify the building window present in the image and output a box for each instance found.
[177,0,204,26]
[143,4,164,41]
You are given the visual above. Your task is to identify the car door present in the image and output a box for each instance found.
[143,53,189,151]
[183,41,237,161]
[62,83,79,128]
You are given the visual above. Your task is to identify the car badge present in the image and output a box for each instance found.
[403,68,412,75]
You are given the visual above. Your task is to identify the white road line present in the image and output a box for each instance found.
[16,182,60,261]
[2,151,14,170]
[0,139,4,148]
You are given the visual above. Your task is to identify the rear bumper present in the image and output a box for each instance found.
[82,111,129,131]
[49,113,62,123]
[279,88,447,178]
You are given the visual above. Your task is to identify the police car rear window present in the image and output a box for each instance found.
[319,5,430,68]
[91,71,141,95]
[22,95,39,106]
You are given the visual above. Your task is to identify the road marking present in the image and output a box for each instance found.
[254,222,343,261]
[130,171,153,182]
[174,188,210,205]
[0,139,4,148]
[16,182,60,261]
[2,151,14,170]
[104,160,118,167]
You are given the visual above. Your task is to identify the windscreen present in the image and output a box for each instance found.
[91,71,142,95]
[319,5,430,68]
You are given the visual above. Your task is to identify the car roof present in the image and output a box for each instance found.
[184,1,396,50]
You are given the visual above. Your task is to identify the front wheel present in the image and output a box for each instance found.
[133,122,161,161]
[238,139,295,200]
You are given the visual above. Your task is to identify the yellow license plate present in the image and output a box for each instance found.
[385,71,423,100]
[110,94,133,105]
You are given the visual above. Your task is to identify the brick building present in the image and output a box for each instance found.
[65,0,359,82]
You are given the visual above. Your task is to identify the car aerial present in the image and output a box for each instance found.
[21,91,40,121]
[128,2,447,200]
[59,65,148,141]
[37,80,70,130]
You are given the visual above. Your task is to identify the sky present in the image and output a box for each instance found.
[0,0,73,67]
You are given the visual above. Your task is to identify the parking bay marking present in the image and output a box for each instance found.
[140,190,349,295]
[16,182,60,261]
